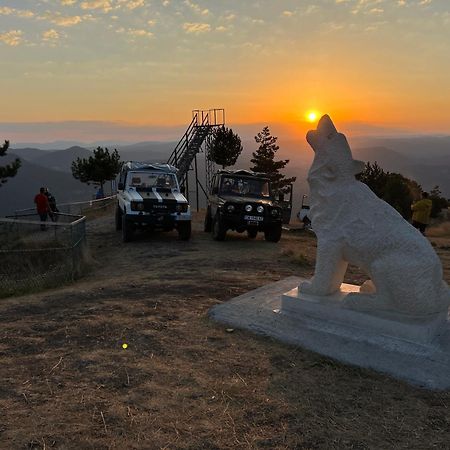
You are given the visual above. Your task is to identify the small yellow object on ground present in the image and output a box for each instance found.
[122,343,128,349]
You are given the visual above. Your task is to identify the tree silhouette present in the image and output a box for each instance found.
[71,147,122,195]
[207,126,243,169]
[0,140,21,187]
[357,161,422,219]
[250,126,296,194]
[429,186,449,218]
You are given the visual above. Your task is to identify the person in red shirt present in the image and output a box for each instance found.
[34,187,50,230]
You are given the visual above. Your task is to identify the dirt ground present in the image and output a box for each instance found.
[1,211,450,449]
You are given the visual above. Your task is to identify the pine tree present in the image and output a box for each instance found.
[71,147,122,194]
[250,126,296,194]
[207,126,243,169]
[0,140,21,187]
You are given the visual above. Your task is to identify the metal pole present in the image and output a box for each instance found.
[194,154,199,212]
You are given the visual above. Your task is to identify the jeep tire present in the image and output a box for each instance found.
[115,206,123,231]
[178,221,191,241]
[122,216,134,242]
[247,228,258,239]
[264,224,282,243]
[212,214,226,241]
[204,207,212,232]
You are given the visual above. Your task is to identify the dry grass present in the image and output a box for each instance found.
[427,221,450,238]
[0,213,449,449]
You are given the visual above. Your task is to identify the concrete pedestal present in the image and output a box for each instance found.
[209,277,450,390]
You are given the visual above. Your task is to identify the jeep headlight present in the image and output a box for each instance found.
[245,204,252,212]
[256,205,264,213]
[131,201,144,211]
[176,203,188,213]
[226,204,235,213]
[271,208,280,217]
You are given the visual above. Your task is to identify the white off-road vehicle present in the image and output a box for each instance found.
[116,162,191,242]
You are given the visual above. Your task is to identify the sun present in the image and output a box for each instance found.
[305,111,319,123]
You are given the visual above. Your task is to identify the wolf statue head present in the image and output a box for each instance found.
[306,115,365,183]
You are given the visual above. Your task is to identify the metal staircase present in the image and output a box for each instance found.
[167,109,224,189]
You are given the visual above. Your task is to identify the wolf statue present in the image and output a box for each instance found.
[300,115,450,319]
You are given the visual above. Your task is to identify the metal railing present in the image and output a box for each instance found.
[13,194,117,217]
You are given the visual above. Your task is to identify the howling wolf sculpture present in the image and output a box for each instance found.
[300,115,450,318]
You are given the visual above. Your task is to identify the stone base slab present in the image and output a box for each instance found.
[209,277,450,390]
[282,285,447,345]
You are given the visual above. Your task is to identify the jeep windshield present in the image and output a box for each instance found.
[128,172,178,192]
[219,176,270,198]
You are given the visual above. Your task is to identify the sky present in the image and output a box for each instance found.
[1,0,450,142]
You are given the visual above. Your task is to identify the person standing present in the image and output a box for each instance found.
[45,188,59,221]
[411,191,433,235]
[34,187,50,230]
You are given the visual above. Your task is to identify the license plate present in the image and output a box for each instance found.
[244,215,263,221]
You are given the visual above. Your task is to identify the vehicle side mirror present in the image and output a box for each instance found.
[118,182,124,191]
[180,185,186,194]
[278,192,285,202]
[211,186,218,195]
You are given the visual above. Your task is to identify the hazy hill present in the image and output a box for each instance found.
[2,135,448,218]
[366,136,450,160]
[0,154,95,216]
[11,142,176,172]
[8,147,48,162]
[117,141,175,163]
[36,146,93,173]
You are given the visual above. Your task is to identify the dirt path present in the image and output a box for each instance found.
[0,212,449,449]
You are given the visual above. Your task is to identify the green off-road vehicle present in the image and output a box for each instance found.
[204,170,283,242]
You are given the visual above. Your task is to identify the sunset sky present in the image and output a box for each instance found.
[1,0,449,141]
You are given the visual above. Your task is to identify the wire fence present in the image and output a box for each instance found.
[0,213,88,298]
[0,196,117,298]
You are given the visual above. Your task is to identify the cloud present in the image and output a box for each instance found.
[0,30,24,46]
[127,28,153,37]
[43,29,60,40]
[162,0,170,6]
[60,0,77,5]
[80,1,113,12]
[183,22,211,34]
[0,6,34,18]
[282,10,295,17]
[0,7,14,15]
[369,8,384,14]
[49,14,83,26]
[116,27,153,38]
[42,29,64,45]
[124,0,145,9]
[216,25,227,32]
[184,1,209,16]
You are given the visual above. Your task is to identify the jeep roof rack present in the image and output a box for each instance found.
[217,169,269,178]
[123,161,178,173]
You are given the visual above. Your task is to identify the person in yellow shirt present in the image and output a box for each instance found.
[411,192,433,234]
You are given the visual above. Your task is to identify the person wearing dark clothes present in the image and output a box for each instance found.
[44,188,59,222]
[34,187,50,230]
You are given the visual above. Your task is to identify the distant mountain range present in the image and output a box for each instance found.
[1,135,449,216]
